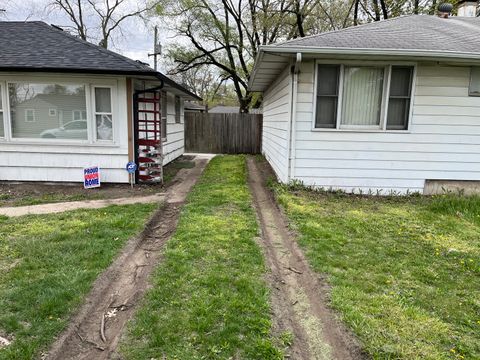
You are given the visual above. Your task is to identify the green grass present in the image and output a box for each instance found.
[121,155,283,360]
[0,203,157,359]
[163,157,196,184]
[274,186,480,360]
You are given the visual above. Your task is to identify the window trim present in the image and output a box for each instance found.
[0,76,119,146]
[92,85,115,143]
[24,109,36,123]
[312,60,416,133]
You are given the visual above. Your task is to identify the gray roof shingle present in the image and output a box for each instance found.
[0,21,155,74]
[0,21,201,100]
[277,15,480,54]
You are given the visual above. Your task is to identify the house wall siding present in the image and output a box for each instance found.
[163,92,184,165]
[0,74,130,183]
[262,65,291,183]
[0,74,186,183]
[292,61,480,194]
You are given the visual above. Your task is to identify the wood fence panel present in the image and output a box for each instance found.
[185,112,263,154]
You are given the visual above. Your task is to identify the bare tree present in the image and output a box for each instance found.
[51,0,154,48]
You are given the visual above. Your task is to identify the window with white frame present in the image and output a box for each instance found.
[8,83,88,139]
[161,91,167,140]
[25,109,36,122]
[72,109,87,121]
[315,64,414,131]
[469,67,480,96]
[94,87,113,141]
[0,85,4,138]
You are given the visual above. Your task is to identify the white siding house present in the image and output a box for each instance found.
[250,14,480,194]
[0,22,200,184]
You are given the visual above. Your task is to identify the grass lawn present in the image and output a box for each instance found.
[0,203,157,359]
[275,186,480,360]
[121,155,284,359]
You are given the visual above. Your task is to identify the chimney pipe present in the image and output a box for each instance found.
[438,3,454,18]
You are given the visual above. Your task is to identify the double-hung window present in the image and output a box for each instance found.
[315,64,414,131]
[94,87,113,141]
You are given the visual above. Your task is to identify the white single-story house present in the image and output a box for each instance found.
[0,21,201,184]
[249,6,480,195]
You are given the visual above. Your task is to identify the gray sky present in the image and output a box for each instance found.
[2,0,172,71]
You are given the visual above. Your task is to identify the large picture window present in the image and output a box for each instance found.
[8,83,88,139]
[315,64,414,131]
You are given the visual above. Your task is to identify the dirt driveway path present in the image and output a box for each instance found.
[45,155,213,360]
[247,157,365,360]
[0,194,165,217]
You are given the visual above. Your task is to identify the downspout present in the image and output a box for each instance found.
[287,52,301,182]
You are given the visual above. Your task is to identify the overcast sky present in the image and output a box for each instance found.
[2,0,172,71]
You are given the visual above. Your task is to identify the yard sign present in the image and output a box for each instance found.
[84,166,101,189]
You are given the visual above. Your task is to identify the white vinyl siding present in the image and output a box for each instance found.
[0,74,130,183]
[262,66,291,183]
[292,61,480,194]
[162,92,184,165]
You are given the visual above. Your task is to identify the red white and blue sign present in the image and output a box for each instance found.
[84,166,101,189]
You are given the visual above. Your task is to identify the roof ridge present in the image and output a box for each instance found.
[276,14,419,46]
[35,21,154,73]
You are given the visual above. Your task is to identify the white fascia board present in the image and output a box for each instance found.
[259,45,480,62]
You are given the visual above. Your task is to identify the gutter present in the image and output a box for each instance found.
[287,53,301,182]
[258,45,480,61]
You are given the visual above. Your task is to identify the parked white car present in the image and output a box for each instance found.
[40,117,112,140]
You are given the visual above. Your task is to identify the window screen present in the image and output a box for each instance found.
[315,65,339,128]
[469,67,480,96]
[386,66,413,130]
[341,66,384,127]
[8,83,87,140]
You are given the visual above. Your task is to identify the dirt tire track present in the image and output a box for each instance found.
[247,157,366,360]
[45,156,212,360]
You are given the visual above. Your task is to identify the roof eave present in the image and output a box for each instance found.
[248,45,480,92]
[260,44,480,61]
[0,66,202,101]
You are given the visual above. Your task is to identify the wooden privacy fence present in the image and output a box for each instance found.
[185,112,263,154]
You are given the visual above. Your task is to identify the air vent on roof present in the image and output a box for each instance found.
[438,3,454,17]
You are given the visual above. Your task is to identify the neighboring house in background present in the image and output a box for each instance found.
[249,7,480,195]
[0,21,200,184]
[184,101,207,113]
[208,105,263,114]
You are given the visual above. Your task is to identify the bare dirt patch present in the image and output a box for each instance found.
[0,155,195,208]
[44,155,212,360]
[247,157,366,360]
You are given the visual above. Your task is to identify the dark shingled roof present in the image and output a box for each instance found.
[277,15,480,53]
[0,21,156,74]
[0,21,201,100]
